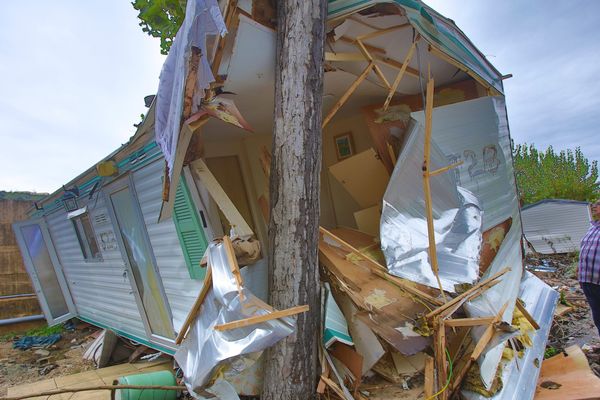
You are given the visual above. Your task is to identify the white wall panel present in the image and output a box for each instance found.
[45,196,147,340]
[132,159,204,332]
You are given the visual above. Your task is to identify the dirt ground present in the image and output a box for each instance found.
[527,252,600,375]
[1,253,599,398]
[0,322,97,397]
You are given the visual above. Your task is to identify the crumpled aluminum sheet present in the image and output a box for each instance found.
[174,241,295,397]
[462,272,558,400]
[380,120,483,293]
[411,97,526,389]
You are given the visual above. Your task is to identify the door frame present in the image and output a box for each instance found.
[13,218,77,325]
[103,174,176,347]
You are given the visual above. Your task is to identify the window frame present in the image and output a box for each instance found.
[72,212,103,262]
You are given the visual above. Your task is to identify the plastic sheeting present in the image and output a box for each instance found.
[155,0,227,178]
[174,241,295,397]
[380,120,483,293]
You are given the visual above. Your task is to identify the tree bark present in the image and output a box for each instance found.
[262,1,326,399]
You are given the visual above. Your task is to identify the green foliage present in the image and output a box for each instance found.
[0,190,47,201]
[512,143,599,205]
[131,0,186,55]
[544,346,560,359]
[0,323,64,342]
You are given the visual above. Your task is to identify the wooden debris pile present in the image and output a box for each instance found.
[316,227,531,399]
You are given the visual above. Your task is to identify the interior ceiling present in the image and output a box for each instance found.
[203,9,468,141]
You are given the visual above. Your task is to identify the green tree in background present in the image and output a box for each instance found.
[131,0,185,55]
[513,143,599,205]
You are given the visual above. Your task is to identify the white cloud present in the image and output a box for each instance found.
[0,1,165,192]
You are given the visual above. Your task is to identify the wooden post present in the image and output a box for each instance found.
[383,41,417,110]
[422,75,447,301]
[424,354,435,398]
[322,62,374,128]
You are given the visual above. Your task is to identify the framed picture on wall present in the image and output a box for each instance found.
[334,132,355,161]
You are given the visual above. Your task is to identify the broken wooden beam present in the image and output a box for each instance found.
[222,235,244,298]
[319,226,443,306]
[356,40,391,89]
[383,41,417,110]
[422,75,447,302]
[213,305,309,331]
[443,317,495,327]
[183,46,202,120]
[325,52,368,62]
[355,23,411,42]
[516,299,540,330]
[425,267,511,320]
[322,62,374,128]
[175,266,213,344]
[429,160,464,177]
[424,354,435,398]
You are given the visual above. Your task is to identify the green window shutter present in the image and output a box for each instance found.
[173,178,208,280]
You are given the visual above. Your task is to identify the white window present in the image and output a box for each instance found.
[72,213,102,261]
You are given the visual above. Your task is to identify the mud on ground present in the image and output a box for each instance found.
[0,322,97,397]
[527,252,600,376]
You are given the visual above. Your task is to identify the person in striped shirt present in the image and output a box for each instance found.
[579,199,600,336]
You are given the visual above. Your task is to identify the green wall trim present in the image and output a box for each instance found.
[172,177,208,280]
[77,315,176,355]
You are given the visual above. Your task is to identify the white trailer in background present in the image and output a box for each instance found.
[522,199,591,254]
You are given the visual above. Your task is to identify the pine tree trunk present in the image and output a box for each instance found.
[262,1,326,399]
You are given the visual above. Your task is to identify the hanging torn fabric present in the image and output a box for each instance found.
[155,0,227,180]
[174,241,295,397]
[380,119,483,293]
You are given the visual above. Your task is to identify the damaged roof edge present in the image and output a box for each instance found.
[327,0,505,94]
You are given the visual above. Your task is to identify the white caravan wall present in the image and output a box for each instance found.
[132,158,204,334]
[45,196,147,341]
[522,200,591,254]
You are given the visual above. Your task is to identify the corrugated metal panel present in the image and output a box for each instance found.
[132,159,204,332]
[45,196,147,340]
[522,201,591,254]
[414,96,525,389]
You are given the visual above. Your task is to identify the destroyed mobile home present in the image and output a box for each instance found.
[12,0,558,399]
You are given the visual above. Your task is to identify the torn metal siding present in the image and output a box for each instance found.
[413,96,530,390]
[521,200,592,254]
[380,120,483,292]
[463,272,558,400]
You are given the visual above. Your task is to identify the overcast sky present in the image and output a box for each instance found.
[1,1,598,193]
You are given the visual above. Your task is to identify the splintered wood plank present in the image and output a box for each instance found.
[426,267,511,319]
[175,266,213,344]
[319,229,431,355]
[444,317,495,327]
[213,305,309,331]
[320,227,442,306]
[323,62,374,128]
[516,298,540,330]
[190,158,254,237]
[424,355,435,398]
[383,41,417,110]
